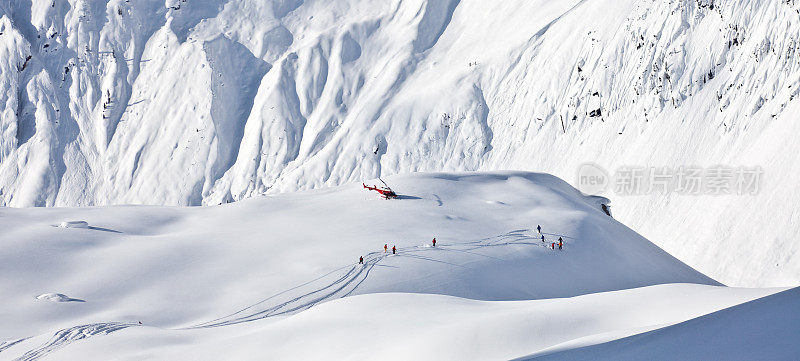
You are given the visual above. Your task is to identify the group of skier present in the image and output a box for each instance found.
[382,243,397,254]
[359,238,437,264]
[537,225,564,250]
[358,227,563,264]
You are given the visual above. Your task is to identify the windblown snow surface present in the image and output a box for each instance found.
[1,0,799,288]
[0,172,797,360]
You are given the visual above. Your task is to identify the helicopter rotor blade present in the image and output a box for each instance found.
[378,178,393,191]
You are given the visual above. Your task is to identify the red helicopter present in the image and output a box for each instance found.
[363,178,398,199]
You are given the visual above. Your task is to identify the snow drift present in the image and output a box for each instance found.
[530,286,800,361]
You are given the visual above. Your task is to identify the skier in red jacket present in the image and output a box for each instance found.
[359,256,364,264]
[392,245,396,254]
[432,238,436,247]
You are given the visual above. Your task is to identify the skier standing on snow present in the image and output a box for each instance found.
[537,225,541,233]
[551,242,555,250]
[558,237,563,250]
[432,238,436,247]
[541,235,545,242]
[359,256,364,264]
[384,244,388,253]
[392,245,396,254]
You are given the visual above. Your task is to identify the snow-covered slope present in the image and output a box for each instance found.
[0,172,712,335]
[530,286,800,361]
[3,171,777,360]
[0,1,798,287]
[8,285,789,361]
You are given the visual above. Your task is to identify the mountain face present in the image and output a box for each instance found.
[0,0,798,286]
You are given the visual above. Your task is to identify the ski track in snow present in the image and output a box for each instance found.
[189,228,555,328]
[0,229,562,359]
[8,323,135,361]
[0,339,30,354]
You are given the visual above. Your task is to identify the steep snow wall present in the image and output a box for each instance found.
[0,0,798,286]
